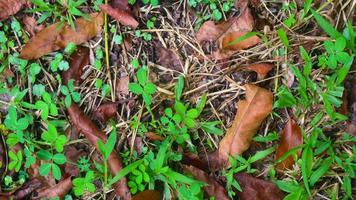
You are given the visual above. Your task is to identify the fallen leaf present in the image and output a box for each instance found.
[13,178,44,199]
[20,13,104,60]
[0,0,30,21]
[33,176,72,199]
[275,117,303,171]
[92,102,118,123]
[22,16,45,37]
[209,84,273,169]
[238,63,274,80]
[196,5,260,60]
[62,46,90,85]
[181,153,209,170]
[183,165,229,200]
[347,103,356,137]
[155,45,184,72]
[116,76,130,98]
[132,190,162,200]
[111,0,130,11]
[234,173,284,200]
[100,4,138,29]
[144,132,165,141]
[64,146,85,176]
[67,103,131,199]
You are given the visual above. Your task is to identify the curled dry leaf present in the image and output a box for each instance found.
[209,84,273,169]
[33,176,72,199]
[132,190,162,200]
[183,165,229,200]
[92,102,119,123]
[275,117,303,171]
[100,4,138,29]
[238,63,274,80]
[67,103,130,199]
[20,13,104,60]
[12,178,44,199]
[0,0,30,21]
[234,173,284,200]
[22,16,45,37]
[155,44,184,72]
[62,46,90,85]
[196,5,260,60]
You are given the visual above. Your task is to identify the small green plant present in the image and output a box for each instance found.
[72,171,96,196]
[5,106,32,146]
[77,156,91,172]
[128,0,159,6]
[41,123,67,152]
[38,149,67,180]
[35,92,58,120]
[8,150,23,172]
[60,79,81,107]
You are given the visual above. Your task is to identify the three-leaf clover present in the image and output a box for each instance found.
[128,67,156,107]
[41,123,67,152]
[8,150,23,172]
[61,79,81,107]
[35,92,58,120]
[5,106,31,145]
[322,37,351,69]
[38,150,67,180]
[72,171,96,196]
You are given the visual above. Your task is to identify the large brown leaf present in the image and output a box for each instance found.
[0,0,29,21]
[275,117,303,171]
[183,165,229,200]
[234,173,284,200]
[13,178,44,199]
[92,102,119,123]
[238,63,274,80]
[100,4,138,29]
[62,46,90,85]
[67,103,131,200]
[20,13,104,60]
[33,176,72,199]
[132,190,162,200]
[209,84,273,169]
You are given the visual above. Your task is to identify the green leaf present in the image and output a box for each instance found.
[137,67,147,85]
[104,131,117,159]
[201,121,223,135]
[309,157,333,186]
[311,9,343,39]
[71,92,81,103]
[65,95,72,108]
[55,135,67,152]
[60,85,70,95]
[128,83,143,95]
[303,0,313,17]
[39,163,51,176]
[37,150,52,160]
[144,83,156,94]
[277,28,289,47]
[52,163,62,180]
[108,160,143,187]
[226,32,259,47]
[53,153,67,164]
[250,147,275,163]
[301,145,313,194]
[186,109,199,119]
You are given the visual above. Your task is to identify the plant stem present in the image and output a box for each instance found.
[104,0,114,101]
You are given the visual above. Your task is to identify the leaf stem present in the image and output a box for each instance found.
[104,0,114,101]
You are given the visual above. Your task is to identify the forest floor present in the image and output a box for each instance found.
[0,0,355,199]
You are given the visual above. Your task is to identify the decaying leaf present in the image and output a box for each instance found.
[196,4,260,60]
[238,63,274,80]
[62,46,90,85]
[234,173,284,200]
[155,44,184,72]
[92,102,119,123]
[33,176,72,199]
[275,117,303,171]
[347,103,356,137]
[116,76,130,98]
[209,84,273,169]
[100,4,138,29]
[144,132,165,141]
[132,190,162,200]
[0,0,29,21]
[20,13,104,60]
[183,165,229,200]
[67,103,130,199]
[13,178,44,199]
[22,16,45,37]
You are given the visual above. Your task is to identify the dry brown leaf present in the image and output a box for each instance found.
[116,76,130,98]
[33,176,72,199]
[132,190,162,200]
[238,63,274,80]
[144,132,165,141]
[155,45,184,72]
[100,4,138,29]
[234,173,284,200]
[209,84,273,169]
[12,178,44,199]
[67,103,130,199]
[62,46,90,85]
[111,0,130,11]
[20,13,104,60]
[347,103,356,137]
[0,0,30,21]
[183,165,229,200]
[92,102,118,123]
[22,16,45,37]
[275,117,303,171]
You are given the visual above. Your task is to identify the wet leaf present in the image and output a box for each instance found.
[92,102,118,123]
[33,176,72,199]
[209,84,273,169]
[100,4,138,29]
[234,173,284,200]
[20,13,104,60]
[22,16,45,37]
[0,0,30,21]
[67,103,131,199]
[62,46,90,85]
[183,165,229,200]
[275,117,303,171]
[238,63,274,80]
[132,190,162,200]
